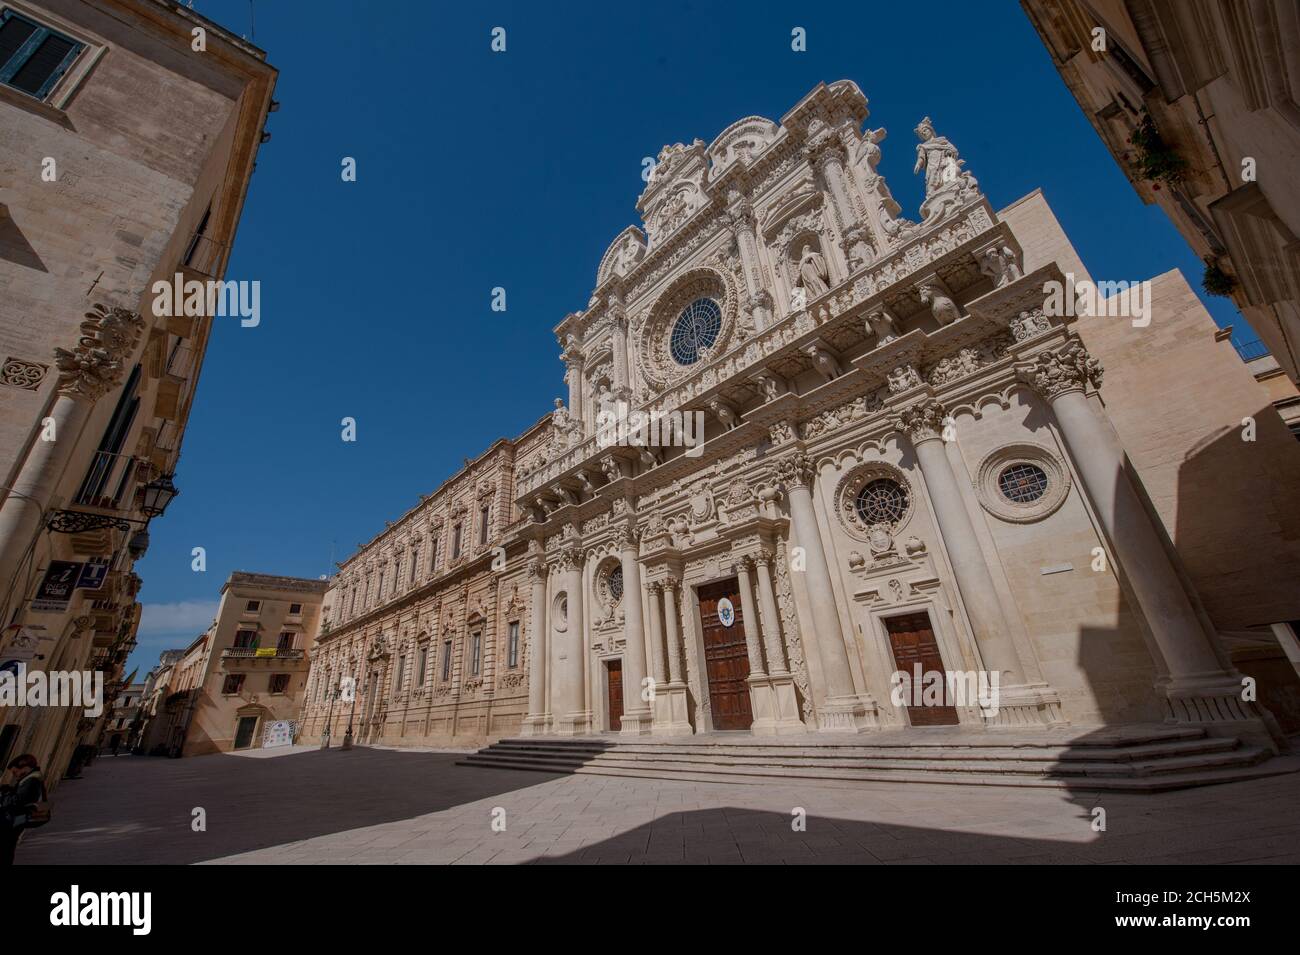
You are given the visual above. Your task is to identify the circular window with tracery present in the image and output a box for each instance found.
[835,464,915,541]
[669,298,722,366]
[608,565,624,602]
[854,478,909,527]
[975,444,1070,523]
[998,463,1049,503]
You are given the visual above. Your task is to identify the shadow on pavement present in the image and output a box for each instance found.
[18,748,564,865]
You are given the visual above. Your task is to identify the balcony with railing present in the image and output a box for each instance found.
[220,647,307,671]
[1234,338,1269,362]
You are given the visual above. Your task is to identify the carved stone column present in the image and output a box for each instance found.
[563,345,585,436]
[656,576,693,735]
[808,139,874,272]
[616,527,652,734]
[610,308,630,394]
[751,548,808,733]
[646,581,667,688]
[726,193,774,331]
[520,557,550,736]
[1019,343,1268,737]
[734,556,767,679]
[895,400,1065,725]
[551,545,590,736]
[776,453,874,732]
[0,306,146,621]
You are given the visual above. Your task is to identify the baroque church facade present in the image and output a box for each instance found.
[300,80,1300,750]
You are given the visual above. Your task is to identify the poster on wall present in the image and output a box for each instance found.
[262,720,294,749]
[76,557,110,591]
[31,561,84,612]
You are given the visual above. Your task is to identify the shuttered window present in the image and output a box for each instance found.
[0,9,83,101]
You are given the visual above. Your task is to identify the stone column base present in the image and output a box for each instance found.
[748,674,807,735]
[552,711,592,737]
[815,694,878,733]
[619,706,653,736]
[982,683,1065,727]
[1162,673,1280,751]
[519,714,551,737]
[652,683,693,736]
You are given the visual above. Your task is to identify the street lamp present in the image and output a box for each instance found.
[342,672,358,750]
[321,684,338,750]
[139,473,179,518]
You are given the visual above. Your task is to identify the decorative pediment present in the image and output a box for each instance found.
[638,140,710,248]
[596,225,648,287]
[707,115,779,175]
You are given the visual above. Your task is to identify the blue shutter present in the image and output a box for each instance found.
[0,8,83,100]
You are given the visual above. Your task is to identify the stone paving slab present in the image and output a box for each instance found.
[16,746,1300,865]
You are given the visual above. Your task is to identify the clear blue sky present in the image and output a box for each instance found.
[127,0,1258,672]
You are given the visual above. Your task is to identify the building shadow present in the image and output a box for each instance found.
[0,203,48,272]
[17,747,566,865]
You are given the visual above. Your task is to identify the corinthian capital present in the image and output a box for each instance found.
[774,452,815,491]
[1018,342,1104,400]
[53,304,146,402]
[894,400,948,443]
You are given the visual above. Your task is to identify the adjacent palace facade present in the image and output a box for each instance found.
[301,81,1300,749]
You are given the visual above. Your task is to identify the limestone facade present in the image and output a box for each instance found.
[0,0,275,784]
[1023,0,1300,384]
[301,80,1300,749]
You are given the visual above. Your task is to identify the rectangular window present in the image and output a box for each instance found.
[394,655,405,692]
[0,8,84,101]
[289,603,302,615]
[269,673,290,694]
[479,506,490,545]
[221,674,244,695]
[441,640,452,682]
[377,570,385,602]
[246,600,260,612]
[277,632,294,652]
[74,364,140,506]
[470,631,482,677]
[417,646,428,686]
[233,630,257,650]
[430,536,439,572]
[452,524,463,559]
[507,621,520,669]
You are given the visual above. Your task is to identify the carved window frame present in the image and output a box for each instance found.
[973,443,1071,523]
[833,462,915,541]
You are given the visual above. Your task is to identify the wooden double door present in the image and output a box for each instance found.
[605,659,623,731]
[698,579,753,731]
[884,612,959,726]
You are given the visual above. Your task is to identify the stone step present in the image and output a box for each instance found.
[479,735,1240,764]
[456,753,1300,793]
[461,743,1267,779]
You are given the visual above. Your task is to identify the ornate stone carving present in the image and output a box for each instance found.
[895,400,948,442]
[887,364,923,393]
[917,280,961,326]
[926,347,982,387]
[53,304,146,402]
[978,244,1022,287]
[775,453,815,490]
[1,357,47,391]
[1018,342,1103,399]
[1010,307,1053,342]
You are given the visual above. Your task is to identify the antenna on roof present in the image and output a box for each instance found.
[249,0,255,41]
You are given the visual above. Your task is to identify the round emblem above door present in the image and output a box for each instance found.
[717,597,736,628]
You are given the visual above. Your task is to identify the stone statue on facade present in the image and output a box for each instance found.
[913,116,979,224]
[796,243,830,298]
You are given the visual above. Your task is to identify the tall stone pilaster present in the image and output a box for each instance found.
[775,453,873,732]
[519,556,550,736]
[655,576,693,735]
[616,526,652,734]
[551,544,590,736]
[1018,343,1269,738]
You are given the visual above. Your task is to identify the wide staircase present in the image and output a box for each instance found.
[458,724,1297,792]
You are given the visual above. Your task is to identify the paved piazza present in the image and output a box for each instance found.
[18,747,1300,865]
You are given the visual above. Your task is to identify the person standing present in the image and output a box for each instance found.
[0,754,49,865]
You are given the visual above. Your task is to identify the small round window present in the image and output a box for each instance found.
[608,565,624,603]
[669,298,722,366]
[854,478,909,527]
[998,463,1049,503]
